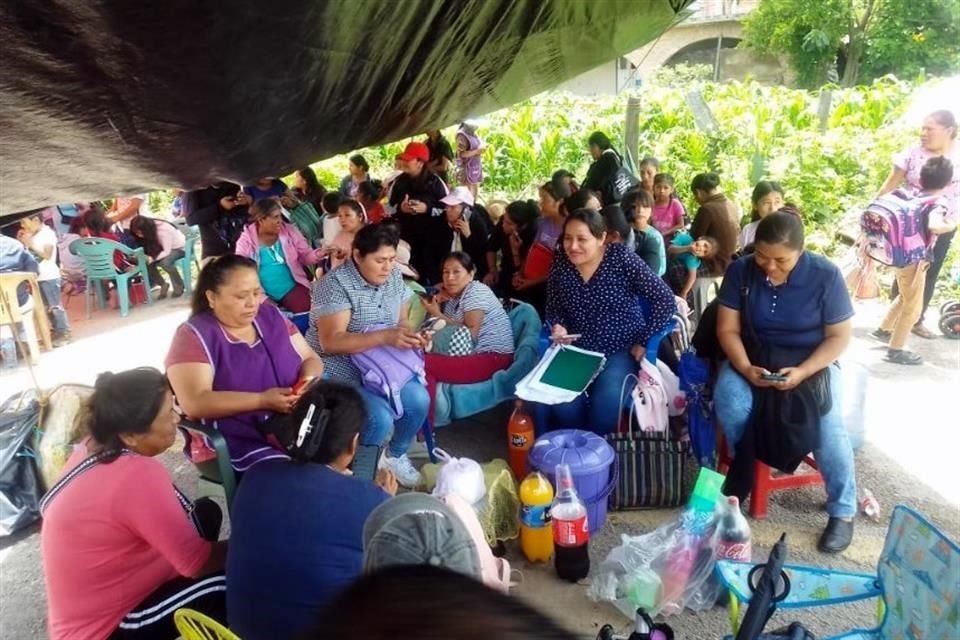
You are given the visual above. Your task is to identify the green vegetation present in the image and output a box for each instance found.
[313,76,917,243]
[743,0,960,88]
[150,74,956,301]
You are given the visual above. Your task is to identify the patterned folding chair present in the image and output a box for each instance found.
[717,504,960,639]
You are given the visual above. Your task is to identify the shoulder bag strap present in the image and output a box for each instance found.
[739,262,761,354]
[39,449,198,525]
[39,449,133,514]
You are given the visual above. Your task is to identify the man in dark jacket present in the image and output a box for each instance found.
[183,182,251,259]
[389,142,449,278]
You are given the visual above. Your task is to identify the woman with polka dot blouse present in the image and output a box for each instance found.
[544,208,676,435]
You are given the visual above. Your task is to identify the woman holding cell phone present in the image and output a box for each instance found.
[714,212,858,555]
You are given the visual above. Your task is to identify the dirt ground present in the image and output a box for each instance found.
[0,293,957,639]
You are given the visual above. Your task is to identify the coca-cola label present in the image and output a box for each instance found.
[716,540,752,562]
[510,433,529,449]
[553,514,589,547]
[520,505,551,528]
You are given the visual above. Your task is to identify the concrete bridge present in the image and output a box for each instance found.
[557,0,789,95]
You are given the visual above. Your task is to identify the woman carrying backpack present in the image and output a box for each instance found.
[581,131,635,205]
[877,109,959,339]
[871,157,956,365]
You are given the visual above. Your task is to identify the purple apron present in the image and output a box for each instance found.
[186,304,302,471]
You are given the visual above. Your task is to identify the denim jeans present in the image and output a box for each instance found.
[714,361,857,518]
[356,378,429,457]
[38,279,70,336]
[546,350,636,436]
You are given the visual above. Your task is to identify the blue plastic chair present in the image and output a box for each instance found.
[68,237,153,318]
[717,504,960,639]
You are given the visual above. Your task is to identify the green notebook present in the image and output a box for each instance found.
[538,346,606,393]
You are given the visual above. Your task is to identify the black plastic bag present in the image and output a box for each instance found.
[0,390,43,536]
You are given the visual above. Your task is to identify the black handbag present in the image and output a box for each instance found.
[608,374,690,510]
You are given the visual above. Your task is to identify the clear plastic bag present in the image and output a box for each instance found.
[588,506,724,618]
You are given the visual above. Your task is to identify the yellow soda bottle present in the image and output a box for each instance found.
[519,471,554,563]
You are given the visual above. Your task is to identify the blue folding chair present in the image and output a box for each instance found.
[717,504,960,639]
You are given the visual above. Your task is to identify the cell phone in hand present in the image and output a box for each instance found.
[761,373,788,382]
[349,445,383,482]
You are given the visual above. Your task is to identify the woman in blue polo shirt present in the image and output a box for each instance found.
[544,208,676,435]
[715,211,857,554]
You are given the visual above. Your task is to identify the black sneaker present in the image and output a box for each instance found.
[884,349,923,365]
[869,328,891,342]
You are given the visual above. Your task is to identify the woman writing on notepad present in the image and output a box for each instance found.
[542,208,675,435]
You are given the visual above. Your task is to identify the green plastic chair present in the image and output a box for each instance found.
[68,237,153,318]
[173,225,201,297]
[178,419,238,515]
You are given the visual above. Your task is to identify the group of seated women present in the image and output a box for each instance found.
[40,136,875,638]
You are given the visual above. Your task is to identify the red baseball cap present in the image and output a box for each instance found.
[398,141,430,163]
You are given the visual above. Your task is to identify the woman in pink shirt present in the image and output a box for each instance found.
[41,368,227,640]
[876,109,959,339]
[130,217,187,298]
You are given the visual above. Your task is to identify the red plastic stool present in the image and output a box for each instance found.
[717,435,824,520]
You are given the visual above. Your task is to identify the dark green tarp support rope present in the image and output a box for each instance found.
[0,0,692,214]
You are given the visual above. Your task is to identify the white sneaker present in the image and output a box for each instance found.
[381,453,422,489]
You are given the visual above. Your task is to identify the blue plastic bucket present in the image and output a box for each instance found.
[528,429,617,533]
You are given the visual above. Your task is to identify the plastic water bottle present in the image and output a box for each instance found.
[1,338,17,370]
[860,489,880,522]
[715,496,752,562]
[519,471,554,563]
[507,401,535,481]
[552,463,590,582]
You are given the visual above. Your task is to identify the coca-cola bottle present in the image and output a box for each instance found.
[551,463,590,582]
[715,496,752,562]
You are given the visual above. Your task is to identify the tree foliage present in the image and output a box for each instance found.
[743,0,960,88]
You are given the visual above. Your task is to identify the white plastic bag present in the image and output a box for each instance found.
[628,360,669,433]
[431,448,486,506]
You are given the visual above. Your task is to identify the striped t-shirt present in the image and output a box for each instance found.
[441,281,515,354]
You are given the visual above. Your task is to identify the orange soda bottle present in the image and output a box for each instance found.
[519,471,554,563]
[507,400,535,481]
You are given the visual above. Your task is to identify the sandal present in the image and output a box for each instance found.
[884,349,923,365]
[911,324,937,340]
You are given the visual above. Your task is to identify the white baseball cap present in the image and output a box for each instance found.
[440,186,475,207]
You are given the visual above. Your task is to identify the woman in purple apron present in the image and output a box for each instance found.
[456,121,485,200]
[166,255,324,472]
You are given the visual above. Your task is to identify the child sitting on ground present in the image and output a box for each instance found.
[666,231,718,302]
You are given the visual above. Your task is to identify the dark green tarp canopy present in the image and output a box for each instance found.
[0,0,689,215]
